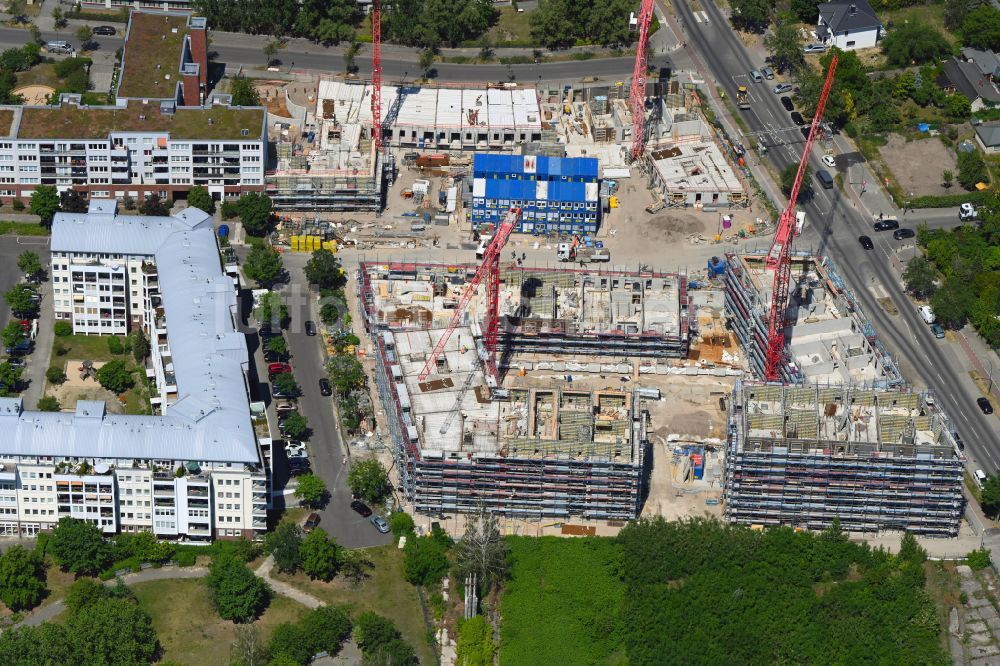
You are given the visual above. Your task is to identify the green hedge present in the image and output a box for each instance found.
[909,191,990,209]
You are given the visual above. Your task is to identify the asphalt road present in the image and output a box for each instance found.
[676,0,1000,470]
[267,256,393,550]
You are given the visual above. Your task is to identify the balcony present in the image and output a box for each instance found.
[187,487,208,498]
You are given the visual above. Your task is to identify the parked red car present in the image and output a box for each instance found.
[267,362,292,377]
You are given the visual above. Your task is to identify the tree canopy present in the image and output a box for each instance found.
[903,256,937,299]
[138,193,169,216]
[881,21,951,67]
[4,283,38,319]
[0,545,46,611]
[49,517,111,576]
[730,0,771,32]
[300,527,340,581]
[206,555,270,622]
[957,149,988,190]
[530,0,636,48]
[962,5,1000,50]
[244,245,284,288]
[264,522,302,574]
[186,186,215,215]
[403,533,451,586]
[29,185,59,227]
[764,17,804,74]
[304,248,347,289]
[354,612,417,665]
[293,473,326,508]
[230,75,261,106]
[236,192,274,236]
[17,250,41,278]
[193,0,363,44]
[96,358,134,395]
[347,458,390,504]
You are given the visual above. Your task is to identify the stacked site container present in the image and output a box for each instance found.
[471,153,601,235]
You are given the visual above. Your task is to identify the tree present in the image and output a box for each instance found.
[293,473,326,508]
[403,534,450,586]
[763,16,804,74]
[264,522,302,574]
[957,149,988,190]
[75,25,94,50]
[453,508,509,597]
[64,597,158,665]
[961,5,1000,50]
[5,283,38,319]
[389,511,415,537]
[930,275,975,328]
[530,0,577,48]
[419,48,435,78]
[51,6,67,29]
[326,354,365,395]
[107,335,123,355]
[282,411,310,440]
[344,40,361,73]
[455,616,495,666]
[37,394,60,411]
[730,0,770,32]
[354,611,403,654]
[297,0,362,44]
[16,250,41,279]
[982,472,1000,517]
[780,162,812,198]
[790,0,822,22]
[230,75,261,107]
[46,366,67,385]
[340,549,374,584]
[946,93,972,120]
[187,185,215,215]
[347,458,390,504]
[263,38,285,67]
[64,578,107,614]
[96,358,134,394]
[139,193,169,216]
[267,623,312,665]
[946,0,986,30]
[272,371,299,397]
[300,527,340,580]
[49,517,110,576]
[881,22,950,67]
[206,555,270,622]
[230,624,266,666]
[131,329,149,363]
[903,256,937,298]
[943,170,955,188]
[264,334,288,357]
[1,320,24,348]
[130,530,175,563]
[256,293,289,329]
[304,248,346,289]
[29,185,59,228]
[236,192,273,236]
[0,545,45,611]
[300,605,352,655]
[0,362,20,396]
[243,245,283,287]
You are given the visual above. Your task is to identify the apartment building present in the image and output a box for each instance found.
[115,11,208,106]
[0,200,271,541]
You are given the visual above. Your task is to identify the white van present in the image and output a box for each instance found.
[976,469,988,488]
[918,305,935,324]
[475,236,492,260]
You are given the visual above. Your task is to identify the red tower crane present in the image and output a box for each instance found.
[418,207,523,382]
[371,0,382,152]
[629,0,656,162]
[764,54,839,381]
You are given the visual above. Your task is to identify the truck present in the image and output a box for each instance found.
[557,243,610,263]
[736,85,751,110]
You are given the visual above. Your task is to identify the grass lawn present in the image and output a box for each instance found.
[0,221,48,236]
[39,562,76,610]
[272,545,435,664]
[132,578,309,666]
[16,63,60,90]
[483,7,534,47]
[882,5,954,43]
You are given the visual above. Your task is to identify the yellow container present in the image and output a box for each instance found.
[290,236,300,252]
[609,196,618,209]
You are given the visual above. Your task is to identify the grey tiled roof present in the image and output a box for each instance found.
[818,0,881,33]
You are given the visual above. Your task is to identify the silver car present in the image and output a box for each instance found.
[804,43,828,53]
[371,515,390,533]
[750,70,763,83]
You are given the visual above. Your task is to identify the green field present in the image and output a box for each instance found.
[132,578,308,665]
[500,537,626,666]
[272,545,435,664]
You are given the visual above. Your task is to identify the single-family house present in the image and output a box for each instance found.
[816,0,883,50]
[961,47,1000,81]
[938,57,1000,111]
[976,122,1000,154]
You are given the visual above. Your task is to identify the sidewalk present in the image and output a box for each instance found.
[254,554,322,609]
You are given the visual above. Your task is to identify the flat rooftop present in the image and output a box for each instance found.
[390,327,637,462]
[361,263,685,341]
[735,382,959,458]
[118,11,194,100]
[8,100,265,140]
[648,138,743,194]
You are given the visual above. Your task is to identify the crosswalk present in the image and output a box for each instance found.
[692,10,710,23]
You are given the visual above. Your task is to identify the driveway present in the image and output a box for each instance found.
[0,235,51,408]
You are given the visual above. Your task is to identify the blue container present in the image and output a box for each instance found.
[218,224,230,239]
[707,256,726,277]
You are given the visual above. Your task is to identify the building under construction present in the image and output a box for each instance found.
[358,261,690,518]
[725,251,902,387]
[725,381,964,536]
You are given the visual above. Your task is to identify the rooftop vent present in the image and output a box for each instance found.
[849,3,857,13]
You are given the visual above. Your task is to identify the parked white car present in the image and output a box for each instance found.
[959,202,977,221]
[821,154,837,168]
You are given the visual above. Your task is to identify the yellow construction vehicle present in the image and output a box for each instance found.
[736,86,751,110]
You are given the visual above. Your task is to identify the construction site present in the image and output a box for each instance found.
[358,260,700,519]
[724,381,965,536]
[724,251,903,387]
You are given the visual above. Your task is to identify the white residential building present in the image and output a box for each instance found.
[0,200,271,541]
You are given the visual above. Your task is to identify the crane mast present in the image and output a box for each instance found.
[763,54,839,381]
[418,207,523,382]
[629,0,655,162]
[371,0,382,152]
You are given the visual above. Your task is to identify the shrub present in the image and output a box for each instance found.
[966,548,992,570]
[11,199,23,211]
[175,550,197,567]
[45,367,67,385]
[53,321,72,337]
[106,336,123,355]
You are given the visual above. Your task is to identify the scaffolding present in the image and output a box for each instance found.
[724,381,964,536]
[358,261,657,519]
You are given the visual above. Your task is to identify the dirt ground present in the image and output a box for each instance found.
[878,134,957,197]
[47,359,125,413]
[13,85,53,105]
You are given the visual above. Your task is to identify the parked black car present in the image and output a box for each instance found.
[872,219,899,232]
[304,320,317,336]
[319,377,332,396]
[978,397,994,415]
[350,500,372,517]
[790,111,806,126]
[92,25,117,36]
[892,228,915,240]
[780,96,794,112]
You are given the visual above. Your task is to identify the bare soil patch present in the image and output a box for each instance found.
[878,134,957,197]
